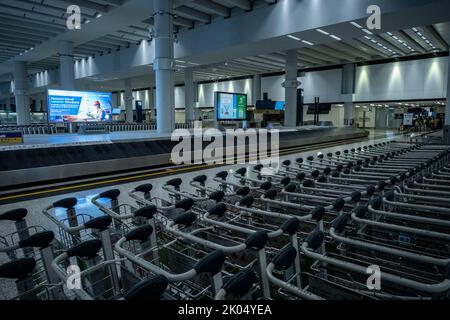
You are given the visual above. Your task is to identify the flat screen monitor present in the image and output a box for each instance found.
[216,92,247,121]
[48,89,113,123]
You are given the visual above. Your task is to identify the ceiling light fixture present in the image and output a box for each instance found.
[302,40,314,46]
[350,22,363,29]
[362,29,373,35]
[330,35,342,41]
[287,35,301,41]
[316,29,329,35]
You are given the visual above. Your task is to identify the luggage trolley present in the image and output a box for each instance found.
[51,239,169,300]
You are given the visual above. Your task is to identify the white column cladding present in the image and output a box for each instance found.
[445,57,450,143]
[252,74,261,106]
[59,40,75,90]
[13,61,31,125]
[153,0,175,134]
[124,79,134,123]
[284,50,298,127]
[342,64,356,126]
[184,67,195,122]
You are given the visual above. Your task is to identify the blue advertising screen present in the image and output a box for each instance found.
[48,89,113,123]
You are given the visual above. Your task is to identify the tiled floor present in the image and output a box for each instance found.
[0,133,404,299]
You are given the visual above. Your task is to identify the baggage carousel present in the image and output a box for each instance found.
[0,126,369,189]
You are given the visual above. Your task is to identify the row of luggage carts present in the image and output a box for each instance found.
[1,141,450,300]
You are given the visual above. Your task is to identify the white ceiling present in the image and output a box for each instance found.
[0,0,448,91]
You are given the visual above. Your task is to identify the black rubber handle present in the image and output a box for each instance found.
[134,184,153,194]
[19,231,54,249]
[166,178,182,188]
[264,189,278,200]
[215,171,228,180]
[125,225,154,242]
[172,212,197,227]
[222,268,256,298]
[238,195,254,207]
[84,216,112,231]
[235,168,247,176]
[124,276,168,300]
[193,250,226,275]
[99,189,120,201]
[280,218,300,236]
[310,206,325,222]
[209,191,225,202]
[332,215,349,234]
[0,258,36,280]
[175,198,194,211]
[296,172,306,181]
[354,205,369,218]
[305,231,324,251]
[192,175,207,184]
[208,203,227,218]
[272,246,297,271]
[134,205,157,219]
[67,239,102,259]
[53,198,77,210]
[282,160,291,166]
[259,181,272,191]
[0,208,28,222]
[235,187,250,197]
[280,176,291,186]
[245,231,268,251]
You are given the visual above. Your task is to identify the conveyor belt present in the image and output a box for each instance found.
[0,127,368,189]
[0,136,369,205]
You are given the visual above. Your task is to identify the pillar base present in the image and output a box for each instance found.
[444,125,450,145]
[344,119,355,126]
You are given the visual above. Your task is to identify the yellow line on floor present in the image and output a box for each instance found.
[0,138,363,202]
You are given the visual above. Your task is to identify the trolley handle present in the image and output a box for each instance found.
[166,213,269,253]
[0,231,55,253]
[265,246,323,300]
[301,230,450,294]
[115,225,226,282]
[0,208,28,222]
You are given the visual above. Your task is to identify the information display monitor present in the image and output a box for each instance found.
[216,92,247,121]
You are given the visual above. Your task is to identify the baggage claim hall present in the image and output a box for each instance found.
[1,0,450,304]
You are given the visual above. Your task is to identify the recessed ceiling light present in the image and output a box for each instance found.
[95,13,102,18]
[350,22,363,29]
[302,40,314,46]
[330,35,342,41]
[362,29,373,35]
[316,29,329,35]
[287,35,301,41]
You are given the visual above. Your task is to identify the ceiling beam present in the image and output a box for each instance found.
[213,0,252,11]
[314,45,356,62]
[325,42,372,60]
[188,0,230,17]
[298,48,341,64]
[174,6,211,23]
[55,0,110,13]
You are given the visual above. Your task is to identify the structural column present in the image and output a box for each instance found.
[342,64,356,126]
[252,74,261,106]
[13,61,31,125]
[184,67,195,122]
[124,78,134,123]
[445,57,450,143]
[283,50,299,127]
[59,40,75,90]
[153,0,175,134]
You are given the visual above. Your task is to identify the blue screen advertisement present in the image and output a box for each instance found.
[48,89,113,123]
